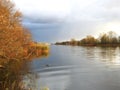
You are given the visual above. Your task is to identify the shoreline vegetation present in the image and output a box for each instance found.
[0,0,49,89]
[0,42,49,59]
[55,31,120,47]
[23,42,49,59]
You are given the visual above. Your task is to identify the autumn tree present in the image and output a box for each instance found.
[70,38,78,45]
[107,31,117,44]
[99,31,118,44]
[0,0,32,60]
[118,36,120,44]
[99,33,109,44]
[80,35,97,45]
[85,35,97,44]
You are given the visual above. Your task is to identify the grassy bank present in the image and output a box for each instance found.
[23,42,49,58]
[0,42,49,90]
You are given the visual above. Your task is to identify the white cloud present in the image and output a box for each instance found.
[13,0,120,22]
[13,0,71,19]
[13,0,99,21]
[12,0,120,42]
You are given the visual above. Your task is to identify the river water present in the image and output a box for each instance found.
[26,45,120,90]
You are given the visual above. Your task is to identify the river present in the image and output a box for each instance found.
[25,45,120,90]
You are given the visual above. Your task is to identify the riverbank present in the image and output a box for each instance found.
[23,42,49,58]
[55,44,120,47]
[0,42,49,90]
[55,31,120,47]
[55,43,120,47]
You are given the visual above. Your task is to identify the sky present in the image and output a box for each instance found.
[13,0,120,43]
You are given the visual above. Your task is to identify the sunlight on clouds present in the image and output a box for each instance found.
[102,22,120,35]
[13,0,98,21]
[94,21,120,38]
[13,0,71,18]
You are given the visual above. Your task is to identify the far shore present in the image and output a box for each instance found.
[55,43,120,47]
[55,31,120,47]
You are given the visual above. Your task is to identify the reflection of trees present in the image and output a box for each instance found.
[97,47,118,64]
[85,46,120,65]
[85,47,97,59]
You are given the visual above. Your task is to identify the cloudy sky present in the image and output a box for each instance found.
[13,0,120,43]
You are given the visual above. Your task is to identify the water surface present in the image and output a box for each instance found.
[28,45,120,90]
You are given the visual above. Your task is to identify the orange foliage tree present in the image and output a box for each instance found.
[0,0,32,60]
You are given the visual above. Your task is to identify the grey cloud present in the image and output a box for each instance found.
[20,0,120,43]
[22,13,66,30]
[23,22,63,30]
[78,0,120,22]
[22,15,66,43]
[22,12,67,25]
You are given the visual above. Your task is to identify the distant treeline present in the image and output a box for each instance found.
[55,31,120,46]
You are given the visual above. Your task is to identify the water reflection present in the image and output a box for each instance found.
[23,45,120,90]
[98,47,119,64]
[23,53,50,90]
[85,46,120,66]
[29,65,72,90]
